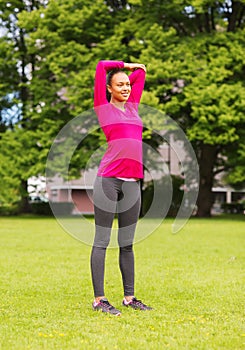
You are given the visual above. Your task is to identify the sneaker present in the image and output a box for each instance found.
[122,297,153,310]
[92,298,121,316]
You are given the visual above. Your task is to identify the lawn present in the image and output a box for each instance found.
[0,215,244,350]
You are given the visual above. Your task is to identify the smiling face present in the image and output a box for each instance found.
[107,72,131,103]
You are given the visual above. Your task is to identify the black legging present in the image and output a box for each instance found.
[90,176,141,297]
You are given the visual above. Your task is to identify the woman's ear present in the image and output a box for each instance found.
[107,84,112,94]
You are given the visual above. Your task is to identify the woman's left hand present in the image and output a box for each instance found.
[124,63,146,72]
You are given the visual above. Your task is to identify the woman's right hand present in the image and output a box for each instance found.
[124,63,146,72]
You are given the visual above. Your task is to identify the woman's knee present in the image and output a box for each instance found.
[120,244,133,252]
[93,227,111,248]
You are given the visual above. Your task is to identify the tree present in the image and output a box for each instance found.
[0,0,110,210]
[0,0,49,211]
[138,2,245,216]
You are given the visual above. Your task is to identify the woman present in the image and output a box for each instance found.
[91,60,152,316]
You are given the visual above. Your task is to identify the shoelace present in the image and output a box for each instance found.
[132,298,145,307]
[100,300,114,310]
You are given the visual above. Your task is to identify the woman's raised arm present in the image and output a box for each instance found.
[94,60,124,107]
[124,63,146,104]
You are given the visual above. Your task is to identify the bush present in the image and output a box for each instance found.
[221,202,245,214]
[0,204,19,216]
[48,202,74,216]
[142,175,184,217]
[30,202,74,216]
[29,202,53,215]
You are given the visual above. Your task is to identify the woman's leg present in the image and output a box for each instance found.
[90,177,120,298]
[117,181,141,297]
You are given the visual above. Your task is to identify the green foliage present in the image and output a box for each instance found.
[141,29,245,140]
[140,25,245,215]
[224,141,245,189]
[0,39,19,130]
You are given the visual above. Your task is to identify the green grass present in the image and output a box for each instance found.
[0,215,244,350]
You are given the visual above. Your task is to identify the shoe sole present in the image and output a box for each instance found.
[93,306,121,316]
[122,303,153,311]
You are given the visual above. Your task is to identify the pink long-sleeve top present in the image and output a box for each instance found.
[94,60,145,179]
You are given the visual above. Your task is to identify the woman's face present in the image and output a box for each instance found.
[107,72,131,103]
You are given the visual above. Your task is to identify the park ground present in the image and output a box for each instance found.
[0,215,244,350]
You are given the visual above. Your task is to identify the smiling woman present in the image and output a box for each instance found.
[90,60,152,315]
[107,71,132,108]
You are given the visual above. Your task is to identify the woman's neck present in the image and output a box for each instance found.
[110,100,126,111]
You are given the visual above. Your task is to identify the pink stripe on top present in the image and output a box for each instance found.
[94,60,146,179]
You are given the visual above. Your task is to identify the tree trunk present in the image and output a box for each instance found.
[237,6,245,27]
[19,27,28,123]
[204,11,211,33]
[196,14,203,32]
[211,7,215,30]
[19,179,31,213]
[196,144,218,217]
[227,1,243,32]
